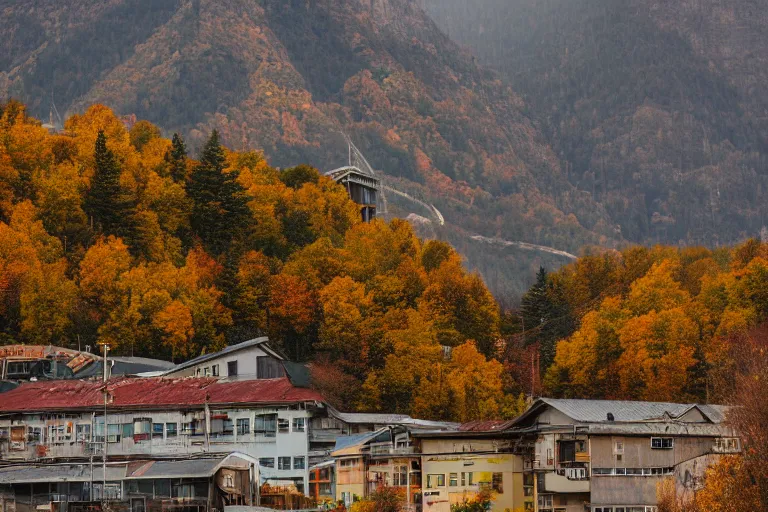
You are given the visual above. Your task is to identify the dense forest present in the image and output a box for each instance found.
[0,0,625,299]
[424,0,768,247]
[0,102,525,422]
[513,240,768,407]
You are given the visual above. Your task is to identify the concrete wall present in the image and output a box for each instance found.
[0,407,311,490]
[590,436,714,468]
[167,346,270,379]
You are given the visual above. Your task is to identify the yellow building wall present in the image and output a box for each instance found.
[421,439,529,512]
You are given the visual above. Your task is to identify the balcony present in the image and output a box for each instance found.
[541,472,590,493]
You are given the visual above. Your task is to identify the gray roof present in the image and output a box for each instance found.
[333,431,384,453]
[585,422,737,437]
[0,464,126,484]
[165,337,276,374]
[76,357,175,379]
[0,455,242,484]
[537,398,727,424]
[126,457,228,479]
[329,409,458,430]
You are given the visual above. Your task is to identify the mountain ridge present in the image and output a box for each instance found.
[1,0,623,297]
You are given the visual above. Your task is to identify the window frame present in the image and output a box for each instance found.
[278,457,292,470]
[650,437,673,449]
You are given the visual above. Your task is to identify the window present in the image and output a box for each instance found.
[394,466,408,486]
[278,457,292,470]
[236,418,250,436]
[134,418,151,441]
[340,459,359,468]
[492,473,503,494]
[538,495,553,508]
[222,419,234,435]
[257,356,285,379]
[75,424,90,442]
[155,479,171,498]
[460,472,474,486]
[449,473,458,487]
[292,417,305,432]
[651,437,673,449]
[259,458,275,468]
[254,414,277,437]
[203,367,210,376]
[427,474,445,488]
[278,418,290,433]
[212,365,219,377]
[227,360,238,376]
[714,437,740,452]
[196,369,201,376]
[153,423,164,439]
[294,457,305,470]
[107,424,121,443]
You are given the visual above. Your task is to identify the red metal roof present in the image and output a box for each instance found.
[0,377,324,413]
[458,420,516,432]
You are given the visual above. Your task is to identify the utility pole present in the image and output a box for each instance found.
[100,343,110,504]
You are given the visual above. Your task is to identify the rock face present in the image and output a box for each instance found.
[2,0,624,298]
[423,0,768,247]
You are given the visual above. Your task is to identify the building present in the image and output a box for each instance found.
[162,338,285,380]
[413,421,530,512]
[0,345,173,382]
[0,452,257,512]
[510,398,739,512]
[325,166,380,222]
[0,377,324,494]
[308,460,335,504]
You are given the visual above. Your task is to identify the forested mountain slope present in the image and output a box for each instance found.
[0,0,621,298]
[0,102,526,421]
[423,0,768,246]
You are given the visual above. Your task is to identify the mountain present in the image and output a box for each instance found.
[423,0,768,246]
[0,0,622,299]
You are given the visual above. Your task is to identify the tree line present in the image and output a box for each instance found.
[0,101,522,422]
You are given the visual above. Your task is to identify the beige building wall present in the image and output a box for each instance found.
[420,438,528,512]
[335,456,365,506]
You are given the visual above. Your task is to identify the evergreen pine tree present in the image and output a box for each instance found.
[520,266,574,371]
[84,130,136,240]
[186,130,251,255]
[169,133,187,182]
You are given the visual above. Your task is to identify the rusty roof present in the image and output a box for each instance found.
[0,376,323,413]
[459,420,517,432]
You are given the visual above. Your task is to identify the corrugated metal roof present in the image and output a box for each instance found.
[459,420,516,432]
[166,337,273,374]
[329,409,458,430]
[585,422,736,437]
[125,458,225,479]
[0,456,241,484]
[0,377,323,413]
[332,431,383,453]
[0,464,126,484]
[539,398,726,423]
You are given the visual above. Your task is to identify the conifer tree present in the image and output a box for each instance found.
[84,130,136,240]
[169,133,187,182]
[520,266,573,371]
[186,130,251,255]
